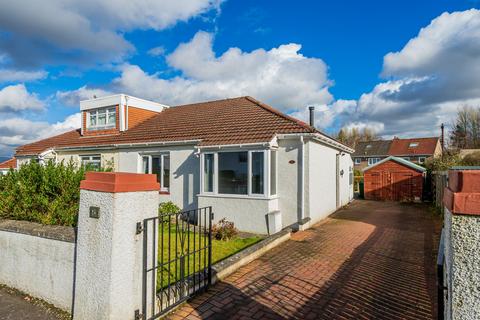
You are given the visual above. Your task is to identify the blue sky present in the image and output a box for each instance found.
[1,0,480,157]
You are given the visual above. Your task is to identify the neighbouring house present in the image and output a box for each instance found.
[353,136,442,170]
[0,157,16,175]
[14,94,354,234]
[363,156,426,201]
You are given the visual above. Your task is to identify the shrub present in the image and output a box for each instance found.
[158,201,181,215]
[0,160,109,226]
[212,218,238,241]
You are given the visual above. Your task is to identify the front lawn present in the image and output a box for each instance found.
[157,223,262,288]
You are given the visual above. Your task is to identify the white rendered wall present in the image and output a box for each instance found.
[0,230,75,311]
[198,195,277,234]
[277,139,301,229]
[305,141,338,224]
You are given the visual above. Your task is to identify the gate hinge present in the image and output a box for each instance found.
[134,309,144,320]
[136,222,144,235]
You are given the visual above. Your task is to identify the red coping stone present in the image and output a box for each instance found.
[80,172,160,193]
[444,170,480,215]
[448,170,480,193]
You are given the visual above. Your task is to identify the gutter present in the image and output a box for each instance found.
[197,142,271,150]
[54,139,201,152]
[277,133,354,154]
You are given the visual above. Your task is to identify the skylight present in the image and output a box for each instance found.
[409,142,419,147]
[366,144,372,149]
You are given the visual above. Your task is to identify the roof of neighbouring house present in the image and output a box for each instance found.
[388,137,439,156]
[352,140,392,157]
[362,156,426,172]
[16,96,348,156]
[0,157,16,169]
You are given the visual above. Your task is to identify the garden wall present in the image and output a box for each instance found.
[0,219,75,312]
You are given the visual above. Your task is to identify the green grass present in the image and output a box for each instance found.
[156,223,262,288]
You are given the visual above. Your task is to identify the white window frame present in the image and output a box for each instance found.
[87,106,116,131]
[367,158,380,166]
[200,149,275,199]
[418,156,426,164]
[80,154,101,168]
[140,153,170,192]
[354,158,361,165]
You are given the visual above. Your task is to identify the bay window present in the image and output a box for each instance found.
[88,107,116,130]
[201,150,276,197]
[141,154,170,191]
[218,152,248,195]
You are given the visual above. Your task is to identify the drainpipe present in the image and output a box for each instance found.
[299,136,307,229]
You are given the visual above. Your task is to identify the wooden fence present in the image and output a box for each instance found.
[432,171,448,214]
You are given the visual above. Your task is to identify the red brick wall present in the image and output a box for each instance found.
[127,106,159,129]
[364,160,424,201]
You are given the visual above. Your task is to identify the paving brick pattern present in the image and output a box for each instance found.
[168,200,441,320]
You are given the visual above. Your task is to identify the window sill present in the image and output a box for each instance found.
[197,193,279,200]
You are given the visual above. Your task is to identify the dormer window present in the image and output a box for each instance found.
[88,107,116,130]
[409,142,419,148]
[366,144,372,149]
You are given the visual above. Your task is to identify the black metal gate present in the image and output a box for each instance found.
[140,207,213,319]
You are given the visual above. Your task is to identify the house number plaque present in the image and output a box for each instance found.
[89,206,100,219]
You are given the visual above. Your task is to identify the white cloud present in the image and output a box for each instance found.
[147,46,166,57]
[0,69,47,83]
[0,113,80,156]
[0,84,44,112]
[112,31,333,112]
[56,86,112,107]
[331,9,480,138]
[0,0,222,67]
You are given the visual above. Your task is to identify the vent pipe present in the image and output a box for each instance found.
[308,106,315,128]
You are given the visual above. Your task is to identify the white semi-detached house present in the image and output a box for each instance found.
[14,94,354,234]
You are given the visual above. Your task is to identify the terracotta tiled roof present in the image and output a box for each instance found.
[0,157,16,169]
[388,137,439,156]
[352,140,392,157]
[16,96,319,156]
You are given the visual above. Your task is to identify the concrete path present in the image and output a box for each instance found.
[169,200,442,320]
[0,286,68,320]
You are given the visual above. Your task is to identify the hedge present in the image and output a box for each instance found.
[0,161,109,227]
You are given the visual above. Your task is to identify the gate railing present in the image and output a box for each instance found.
[141,206,213,320]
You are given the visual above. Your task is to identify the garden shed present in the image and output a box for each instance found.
[363,156,426,201]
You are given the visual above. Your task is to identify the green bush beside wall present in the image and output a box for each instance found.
[0,161,109,227]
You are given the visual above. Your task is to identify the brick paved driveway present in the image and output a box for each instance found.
[168,200,442,320]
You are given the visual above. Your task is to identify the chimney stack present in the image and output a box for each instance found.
[308,106,315,128]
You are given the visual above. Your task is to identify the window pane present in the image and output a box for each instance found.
[204,154,214,192]
[218,152,248,195]
[251,152,264,194]
[98,111,106,125]
[90,112,97,126]
[270,150,277,195]
[163,155,170,189]
[107,108,116,124]
[142,157,149,174]
[152,156,161,184]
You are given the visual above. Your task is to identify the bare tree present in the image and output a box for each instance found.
[450,105,480,149]
[336,127,380,148]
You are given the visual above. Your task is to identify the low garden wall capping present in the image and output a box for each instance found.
[0,219,75,242]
